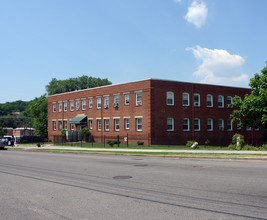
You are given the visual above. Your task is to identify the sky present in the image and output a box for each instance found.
[0,0,267,103]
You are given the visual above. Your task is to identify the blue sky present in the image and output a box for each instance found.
[1,0,267,103]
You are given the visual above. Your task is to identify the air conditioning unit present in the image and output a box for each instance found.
[194,102,199,106]
[113,103,119,108]
[104,104,109,109]
[136,101,142,106]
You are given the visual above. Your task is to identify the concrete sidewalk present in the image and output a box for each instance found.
[9,144,267,155]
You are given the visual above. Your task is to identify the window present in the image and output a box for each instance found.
[88,98,93,108]
[58,102,62,112]
[114,95,119,107]
[63,121,67,130]
[63,102,67,112]
[227,119,232,131]
[218,96,224,108]
[218,119,224,131]
[207,118,213,131]
[52,103,56,112]
[183,118,190,131]
[194,94,200,106]
[136,92,142,106]
[70,100,74,111]
[114,119,120,131]
[97,119,102,131]
[136,118,142,131]
[166,91,174,105]
[89,120,93,129]
[237,120,241,130]
[124,118,130,130]
[76,99,80,111]
[104,96,109,108]
[58,121,62,130]
[182,93,189,106]
[246,127,251,131]
[82,99,86,110]
[194,118,200,131]
[227,96,232,108]
[70,123,74,131]
[53,121,56,130]
[97,97,101,109]
[206,94,213,107]
[104,119,109,131]
[124,94,129,105]
[167,118,174,131]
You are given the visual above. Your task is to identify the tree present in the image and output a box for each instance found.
[24,95,47,138]
[231,61,267,131]
[46,75,112,95]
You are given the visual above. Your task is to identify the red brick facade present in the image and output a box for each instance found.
[47,79,263,146]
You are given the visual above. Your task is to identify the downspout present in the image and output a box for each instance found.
[192,84,195,140]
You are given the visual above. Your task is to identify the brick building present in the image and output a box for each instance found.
[47,79,263,146]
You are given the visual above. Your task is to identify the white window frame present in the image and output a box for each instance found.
[207,118,213,131]
[194,118,200,131]
[206,94,213,107]
[58,102,62,112]
[166,91,174,106]
[63,101,67,112]
[136,118,142,131]
[88,98,93,108]
[97,97,102,109]
[167,118,174,131]
[124,118,130,130]
[104,119,109,131]
[246,127,251,131]
[227,96,232,108]
[104,96,109,108]
[194,93,200,107]
[89,120,93,129]
[182,93,190,106]
[97,119,102,131]
[63,121,67,130]
[183,118,190,131]
[53,121,56,130]
[136,92,142,106]
[114,119,120,131]
[70,123,74,131]
[114,95,119,107]
[70,100,74,112]
[58,121,62,130]
[218,95,224,108]
[76,99,80,111]
[227,119,233,131]
[52,103,56,112]
[218,119,224,131]
[82,99,86,110]
[124,94,129,105]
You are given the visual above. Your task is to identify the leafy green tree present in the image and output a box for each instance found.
[231,62,267,131]
[46,75,112,95]
[24,95,47,138]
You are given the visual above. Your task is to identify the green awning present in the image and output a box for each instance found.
[68,116,87,124]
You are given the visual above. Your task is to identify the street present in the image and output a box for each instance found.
[0,151,267,220]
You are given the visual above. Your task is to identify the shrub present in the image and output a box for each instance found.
[80,127,91,138]
[107,140,121,147]
[60,129,67,136]
[205,139,210,145]
[242,145,257,151]
[228,144,236,150]
[230,134,245,150]
[186,140,197,148]
[137,141,144,145]
[259,144,267,151]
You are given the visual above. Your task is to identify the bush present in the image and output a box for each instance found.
[259,144,267,151]
[60,129,67,136]
[230,134,245,150]
[186,140,198,148]
[242,145,257,151]
[228,144,236,150]
[137,141,144,145]
[107,140,121,147]
[205,139,210,145]
[80,127,91,138]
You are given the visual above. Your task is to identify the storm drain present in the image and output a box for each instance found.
[113,176,132,180]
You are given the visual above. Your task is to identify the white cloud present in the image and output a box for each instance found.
[187,45,249,86]
[184,0,208,28]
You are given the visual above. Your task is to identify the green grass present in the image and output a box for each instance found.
[53,142,228,150]
[30,148,267,158]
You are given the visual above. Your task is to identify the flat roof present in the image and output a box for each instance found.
[48,78,251,98]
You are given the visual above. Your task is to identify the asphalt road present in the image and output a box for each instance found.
[0,151,267,220]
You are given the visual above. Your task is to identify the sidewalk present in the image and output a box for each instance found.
[9,144,267,155]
